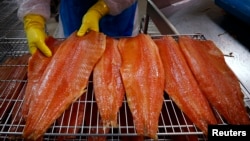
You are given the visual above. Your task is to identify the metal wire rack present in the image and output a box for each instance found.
[0,37,249,141]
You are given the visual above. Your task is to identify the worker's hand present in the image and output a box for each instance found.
[77,0,109,36]
[24,14,52,57]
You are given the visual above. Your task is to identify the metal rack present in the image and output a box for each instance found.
[0,0,25,39]
[0,37,249,141]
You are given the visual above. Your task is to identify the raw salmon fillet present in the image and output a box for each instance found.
[22,36,62,120]
[118,34,165,139]
[21,37,61,141]
[23,31,106,140]
[93,36,125,128]
[154,36,217,135]
[178,36,250,124]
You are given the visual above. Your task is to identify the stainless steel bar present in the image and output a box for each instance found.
[146,0,179,35]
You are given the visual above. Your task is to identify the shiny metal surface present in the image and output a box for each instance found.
[146,0,250,92]
[144,0,179,34]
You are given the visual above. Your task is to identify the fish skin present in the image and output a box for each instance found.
[118,34,165,139]
[178,36,250,125]
[23,31,106,140]
[154,36,217,135]
[93,36,125,128]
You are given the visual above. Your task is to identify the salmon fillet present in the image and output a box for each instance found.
[118,34,165,139]
[154,36,217,135]
[22,37,85,140]
[93,36,125,128]
[22,36,62,120]
[23,31,106,140]
[178,36,250,124]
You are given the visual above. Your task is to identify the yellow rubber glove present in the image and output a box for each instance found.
[77,0,109,36]
[24,14,52,57]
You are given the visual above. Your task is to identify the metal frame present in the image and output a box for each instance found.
[143,0,179,35]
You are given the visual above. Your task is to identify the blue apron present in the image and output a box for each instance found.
[60,0,137,37]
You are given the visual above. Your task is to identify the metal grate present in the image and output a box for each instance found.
[0,38,29,63]
[0,37,249,141]
[0,0,26,39]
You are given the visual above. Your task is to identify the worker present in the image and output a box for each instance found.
[17,0,139,57]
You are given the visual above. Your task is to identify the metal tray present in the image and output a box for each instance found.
[0,36,249,141]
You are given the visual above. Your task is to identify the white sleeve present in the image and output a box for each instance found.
[104,0,137,15]
[17,0,51,21]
